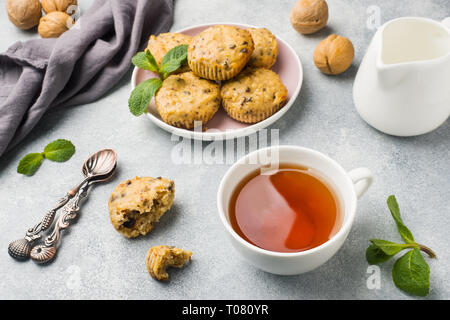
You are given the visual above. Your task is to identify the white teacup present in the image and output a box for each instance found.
[217,146,373,275]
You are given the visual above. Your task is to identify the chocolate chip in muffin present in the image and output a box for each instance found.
[122,218,136,229]
[241,97,253,106]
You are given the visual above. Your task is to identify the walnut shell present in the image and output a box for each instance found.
[38,11,73,38]
[41,0,78,14]
[313,34,354,75]
[6,0,42,30]
[290,0,328,35]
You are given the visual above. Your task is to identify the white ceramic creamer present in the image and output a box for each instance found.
[353,17,450,136]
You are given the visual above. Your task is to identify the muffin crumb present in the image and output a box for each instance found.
[146,245,192,281]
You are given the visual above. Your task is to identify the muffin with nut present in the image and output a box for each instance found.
[188,25,254,80]
[147,32,192,72]
[108,176,175,238]
[221,67,288,123]
[155,71,220,129]
[247,28,278,69]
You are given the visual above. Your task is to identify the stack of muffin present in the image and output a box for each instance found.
[147,25,288,129]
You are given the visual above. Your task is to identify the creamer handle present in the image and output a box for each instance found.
[442,17,450,29]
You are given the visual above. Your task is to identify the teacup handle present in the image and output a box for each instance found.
[443,17,450,29]
[348,168,373,199]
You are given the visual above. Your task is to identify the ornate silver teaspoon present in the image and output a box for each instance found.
[8,149,117,261]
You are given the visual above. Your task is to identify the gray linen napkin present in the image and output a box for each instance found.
[0,0,174,157]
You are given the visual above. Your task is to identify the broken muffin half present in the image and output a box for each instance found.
[108,176,175,238]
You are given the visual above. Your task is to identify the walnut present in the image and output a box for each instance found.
[6,0,42,30]
[38,12,73,38]
[41,0,78,14]
[145,246,192,281]
[290,0,328,35]
[314,34,354,75]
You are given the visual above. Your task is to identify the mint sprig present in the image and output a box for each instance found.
[128,45,188,116]
[366,195,436,296]
[17,139,76,176]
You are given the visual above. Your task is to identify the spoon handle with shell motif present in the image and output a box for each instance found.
[7,178,89,260]
[30,182,90,264]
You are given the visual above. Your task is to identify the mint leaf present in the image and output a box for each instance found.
[366,244,395,265]
[132,50,159,73]
[387,195,415,243]
[43,139,75,162]
[128,78,162,116]
[392,248,430,296]
[17,153,44,176]
[160,60,183,79]
[370,239,411,256]
[161,44,188,66]
[159,45,189,79]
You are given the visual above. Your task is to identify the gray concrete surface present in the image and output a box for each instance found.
[0,0,449,300]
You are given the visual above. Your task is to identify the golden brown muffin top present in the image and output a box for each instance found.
[188,25,254,69]
[221,67,287,111]
[155,71,220,117]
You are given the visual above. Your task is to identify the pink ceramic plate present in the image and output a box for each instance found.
[131,22,303,140]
